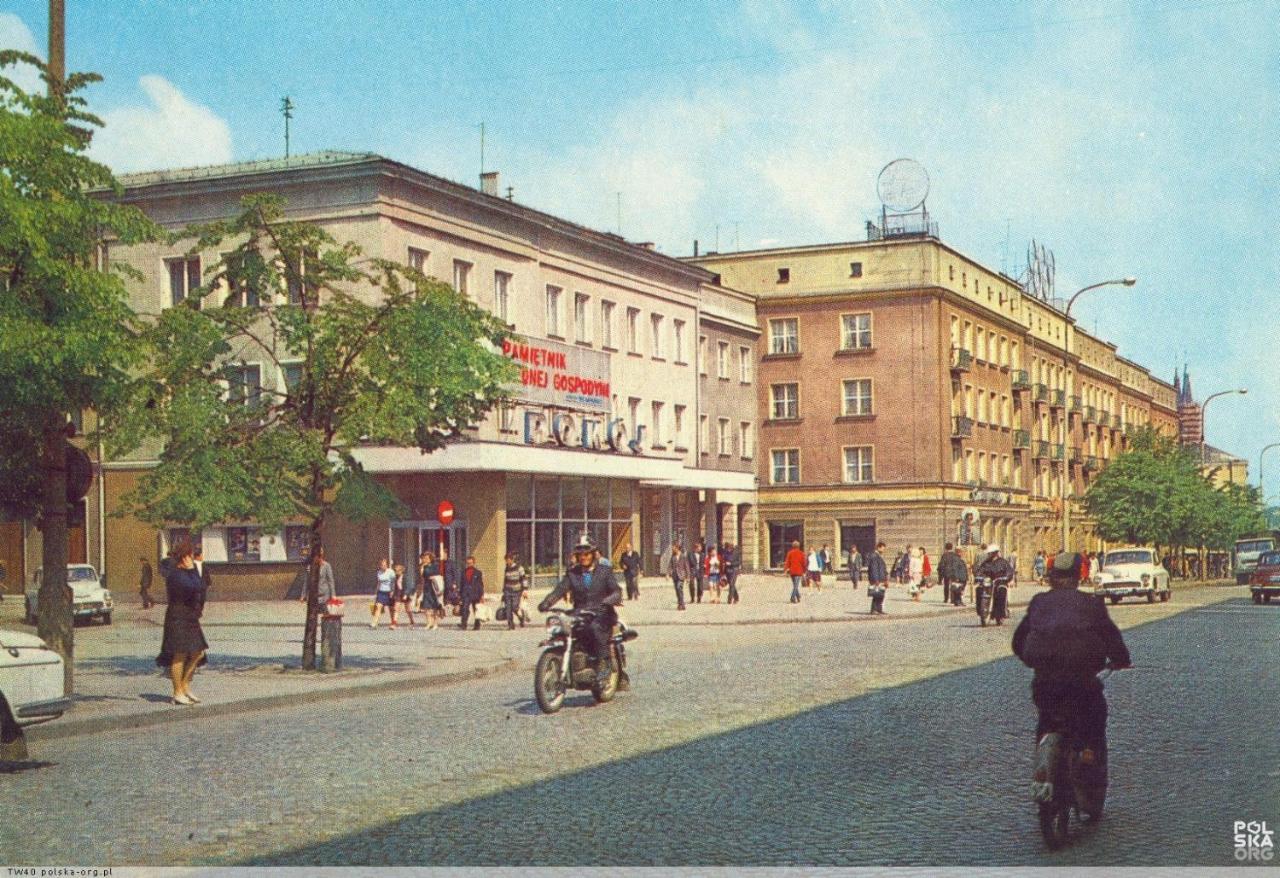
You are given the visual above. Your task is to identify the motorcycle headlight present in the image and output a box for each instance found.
[1140,574,1151,584]
[1092,575,1104,585]
[545,615,563,633]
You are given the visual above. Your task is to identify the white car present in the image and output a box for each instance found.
[0,627,69,745]
[1091,547,1171,604]
[25,564,113,626]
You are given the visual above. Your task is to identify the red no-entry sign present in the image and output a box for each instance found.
[436,501,455,525]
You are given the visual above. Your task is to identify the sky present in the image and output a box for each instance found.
[3,0,1278,489]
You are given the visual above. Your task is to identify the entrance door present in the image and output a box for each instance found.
[767,521,804,568]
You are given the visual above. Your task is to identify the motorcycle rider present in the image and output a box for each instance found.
[1012,551,1131,812]
[538,534,623,684]
[975,543,1014,582]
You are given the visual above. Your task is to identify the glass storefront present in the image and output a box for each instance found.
[767,520,804,568]
[506,475,634,586]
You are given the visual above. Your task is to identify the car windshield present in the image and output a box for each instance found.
[1258,552,1280,566]
[67,567,98,582]
[1236,540,1274,554]
[1104,551,1152,567]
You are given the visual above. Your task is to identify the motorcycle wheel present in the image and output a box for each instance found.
[534,649,567,714]
[1038,799,1071,851]
[591,646,621,704]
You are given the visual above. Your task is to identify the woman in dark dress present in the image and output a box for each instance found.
[156,538,208,705]
[419,551,443,629]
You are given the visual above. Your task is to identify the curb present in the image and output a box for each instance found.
[26,657,519,743]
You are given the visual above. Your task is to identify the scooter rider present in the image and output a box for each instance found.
[1012,552,1131,799]
[975,543,1014,582]
[538,534,623,684]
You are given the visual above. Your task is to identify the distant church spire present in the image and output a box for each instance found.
[1173,370,1181,400]
[1182,364,1193,405]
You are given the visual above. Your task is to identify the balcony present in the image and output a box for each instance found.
[1098,412,1110,428]
[952,415,974,439]
[1013,429,1031,449]
[1012,370,1031,391]
[950,347,972,373]
[1033,383,1049,404]
[1033,440,1050,459]
[1051,443,1065,461]
[1050,389,1066,409]
[1069,446,1084,464]
[1084,455,1100,472]
[1069,395,1082,413]
[1083,405,1097,424]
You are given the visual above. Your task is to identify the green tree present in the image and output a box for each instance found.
[114,195,517,669]
[0,51,157,692]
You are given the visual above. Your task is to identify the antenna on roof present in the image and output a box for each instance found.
[478,121,485,177]
[281,97,294,159]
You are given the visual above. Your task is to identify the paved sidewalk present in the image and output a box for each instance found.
[0,572,1230,742]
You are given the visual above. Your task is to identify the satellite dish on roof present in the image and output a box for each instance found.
[877,158,930,213]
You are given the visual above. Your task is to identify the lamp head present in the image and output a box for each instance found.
[1122,277,1137,286]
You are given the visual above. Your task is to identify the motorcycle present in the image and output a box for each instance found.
[1033,664,1121,850]
[534,607,637,714]
[975,575,1010,626]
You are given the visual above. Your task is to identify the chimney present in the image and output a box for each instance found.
[693,239,699,257]
[480,171,499,196]
[636,242,655,251]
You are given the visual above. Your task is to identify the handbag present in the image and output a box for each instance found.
[495,603,508,622]
[473,600,493,623]
[867,584,885,597]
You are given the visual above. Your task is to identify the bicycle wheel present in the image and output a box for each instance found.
[1039,798,1071,850]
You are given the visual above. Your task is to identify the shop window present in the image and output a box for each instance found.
[226,526,262,562]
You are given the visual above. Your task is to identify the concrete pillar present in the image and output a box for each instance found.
[703,490,718,548]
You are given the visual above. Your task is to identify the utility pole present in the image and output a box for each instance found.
[281,97,294,159]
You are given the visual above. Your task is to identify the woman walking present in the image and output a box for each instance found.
[502,552,528,629]
[390,562,418,628]
[418,551,443,629]
[807,545,823,592]
[155,539,208,705]
[370,558,395,628]
[785,540,806,603]
[908,546,925,601]
[704,545,723,603]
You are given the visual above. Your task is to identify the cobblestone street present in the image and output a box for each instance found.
[1,586,1273,867]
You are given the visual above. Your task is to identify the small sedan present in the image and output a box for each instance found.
[0,627,68,757]
[1250,550,1280,604]
[1091,547,1171,604]
[25,564,113,626]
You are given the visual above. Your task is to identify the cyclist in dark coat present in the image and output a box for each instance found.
[1012,552,1131,771]
[538,535,623,683]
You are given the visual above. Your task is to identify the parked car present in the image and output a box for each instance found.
[1090,547,1171,604]
[25,564,113,626]
[0,627,68,755]
[1250,550,1280,604]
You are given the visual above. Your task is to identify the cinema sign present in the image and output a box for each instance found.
[502,335,647,454]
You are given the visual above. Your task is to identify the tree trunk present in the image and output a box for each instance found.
[301,517,323,671]
[36,418,73,696]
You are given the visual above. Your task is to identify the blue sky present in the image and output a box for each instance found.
[4,0,1279,489]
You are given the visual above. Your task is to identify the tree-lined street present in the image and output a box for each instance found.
[2,583,1271,867]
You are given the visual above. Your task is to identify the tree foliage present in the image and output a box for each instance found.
[115,194,518,667]
[1084,426,1265,550]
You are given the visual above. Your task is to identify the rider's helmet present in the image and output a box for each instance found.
[1048,551,1084,587]
[986,543,1001,557]
[572,533,599,557]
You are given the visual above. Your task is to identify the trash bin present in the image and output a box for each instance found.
[320,598,344,672]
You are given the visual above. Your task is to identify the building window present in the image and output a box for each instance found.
[842,378,872,416]
[771,449,800,484]
[284,248,316,306]
[770,383,799,420]
[601,300,615,348]
[166,255,201,309]
[494,271,511,324]
[673,404,686,449]
[718,417,731,455]
[221,251,259,308]
[650,401,664,446]
[673,319,686,364]
[281,362,303,395]
[698,335,708,375]
[408,247,429,273]
[739,421,752,458]
[777,267,790,283]
[628,398,641,437]
[650,313,664,359]
[627,308,640,353]
[546,286,562,337]
[498,401,517,433]
[843,446,874,483]
[717,341,730,378]
[850,261,863,278]
[699,414,709,453]
[739,346,752,383]
[225,364,262,408]
[841,313,872,350]
[574,292,590,344]
[769,318,799,355]
[226,525,262,562]
[452,260,471,297]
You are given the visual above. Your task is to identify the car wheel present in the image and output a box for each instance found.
[1160,589,1170,602]
[1255,592,1265,605]
[0,698,29,762]
[1147,590,1156,603]
[101,612,112,626]
[1109,595,1120,605]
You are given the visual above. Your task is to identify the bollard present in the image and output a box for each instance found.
[320,614,342,672]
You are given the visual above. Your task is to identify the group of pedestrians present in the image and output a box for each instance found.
[665,540,741,610]
[366,549,530,632]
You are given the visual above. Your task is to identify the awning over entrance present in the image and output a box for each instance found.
[352,442,687,482]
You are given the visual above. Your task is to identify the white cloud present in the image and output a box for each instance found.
[0,13,44,96]
[89,75,232,174]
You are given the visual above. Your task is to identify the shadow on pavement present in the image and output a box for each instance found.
[0,759,56,774]
[76,653,421,676]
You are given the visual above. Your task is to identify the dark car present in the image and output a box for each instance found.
[1250,551,1280,604]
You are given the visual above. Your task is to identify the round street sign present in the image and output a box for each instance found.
[436,501,455,525]
[66,444,94,503]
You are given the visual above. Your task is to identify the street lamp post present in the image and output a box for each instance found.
[1061,277,1137,553]
[1199,389,1248,467]
[1259,442,1280,500]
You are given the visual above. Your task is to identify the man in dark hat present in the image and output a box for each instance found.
[538,534,623,683]
[1012,551,1131,814]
